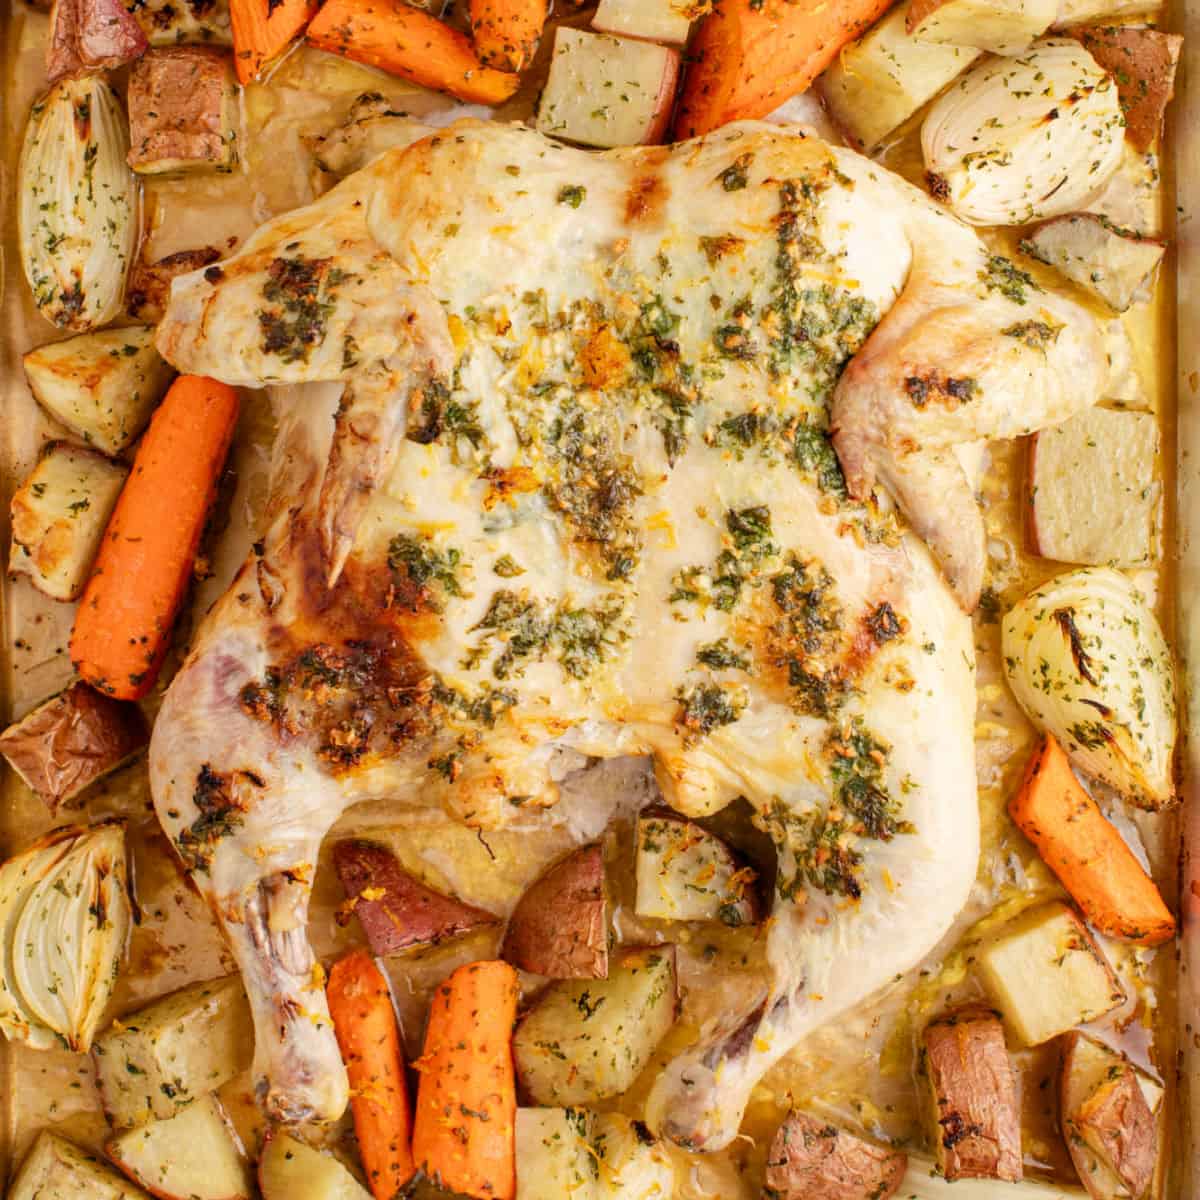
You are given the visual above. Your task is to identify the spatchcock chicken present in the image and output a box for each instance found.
[151,119,1109,1149]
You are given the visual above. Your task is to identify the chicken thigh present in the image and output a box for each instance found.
[151,120,1108,1144]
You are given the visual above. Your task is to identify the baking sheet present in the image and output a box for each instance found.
[0,0,1194,1192]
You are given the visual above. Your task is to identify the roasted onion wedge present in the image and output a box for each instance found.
[18,77,136,330]
[0,821,132,1052]
[922,38,1124,225]
[1001,568,1176,808]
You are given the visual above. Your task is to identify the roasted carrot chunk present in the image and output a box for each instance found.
[307,0,520,107]
[469,0,546,72]
[230,0,318,84]
[674,0,896,139]
[327,951,416,1198]
[1010,735,1175,946]
[70,375,239,701]
[412,960,519,1200]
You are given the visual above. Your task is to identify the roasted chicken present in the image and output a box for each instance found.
[151,119,1108,1144]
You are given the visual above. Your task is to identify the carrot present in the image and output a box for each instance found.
[327,951,416,1198]
[412,960,519,1200]
[306,0,521,107]
[469,0,545,72]
[70,375,238,702]
[673,0,896,139]
[1010,735,1176,947]
[230,0,319,84]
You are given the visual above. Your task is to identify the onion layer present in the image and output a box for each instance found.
[1001,567,1176,807]
[0,821,132,1052]
[922,39,1125,226]
[18,77,136,331]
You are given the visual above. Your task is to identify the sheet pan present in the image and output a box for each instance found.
[0,0,1195,1191]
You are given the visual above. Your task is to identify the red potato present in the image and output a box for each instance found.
[1070,24,1182,151]
[1060,1032,1160,1200]
[0,681,148,813]
[127,48,238,175]
[46,0,148,83]
[764,1111,907,1200]
[501,842,607,979]
[333,838,499,956]
[922,1008,1022,1182]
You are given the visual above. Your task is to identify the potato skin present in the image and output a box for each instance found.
[502,842,607,979]
[923,1007,1022,1182]
[333,839,499,956]
[764,1111,907,1200]
[0,682,148,812]
[1060,1032,1158,1200]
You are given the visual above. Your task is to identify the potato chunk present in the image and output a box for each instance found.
[591,0,701,44]
[1021,214,1165,312]
[592,1113,676,1197]
[634,810,761,926]
[922,1008,1022,1182]
[1071,24,1181,151]
[535,27,680,148]
[333,838,499,956]
[976,902,1125,1046]
[93,975,254,1129]
[503,843,607,979]
[10,442,128,601]
[23,326,175,456]
[818,3,982,152]
[1028,406,1160,567]
[127,249,222,324]
[513,945,677,1105]
[907,0,1055,54]
[515,1107,596,1200]
[258,1132,371,1200]
[107,1095,253,1200]
[1060,1032,1160,1200]
[46,0,148,83]
[10,1131,150,1200]
[0,681,148,812]
[127,48,237,175]
[764,1111,907,1200]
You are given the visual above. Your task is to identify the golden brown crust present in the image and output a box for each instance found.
[127,248,222,324]
[923,1007,1023,1182]
[502,842,607,979]
[764,1111,907,1200]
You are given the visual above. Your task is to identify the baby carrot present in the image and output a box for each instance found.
[327,950,416,1198]
[412,960,519,1200]
[70,374,238,701]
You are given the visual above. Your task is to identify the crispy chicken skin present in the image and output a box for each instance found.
[151,121,1108,1139]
